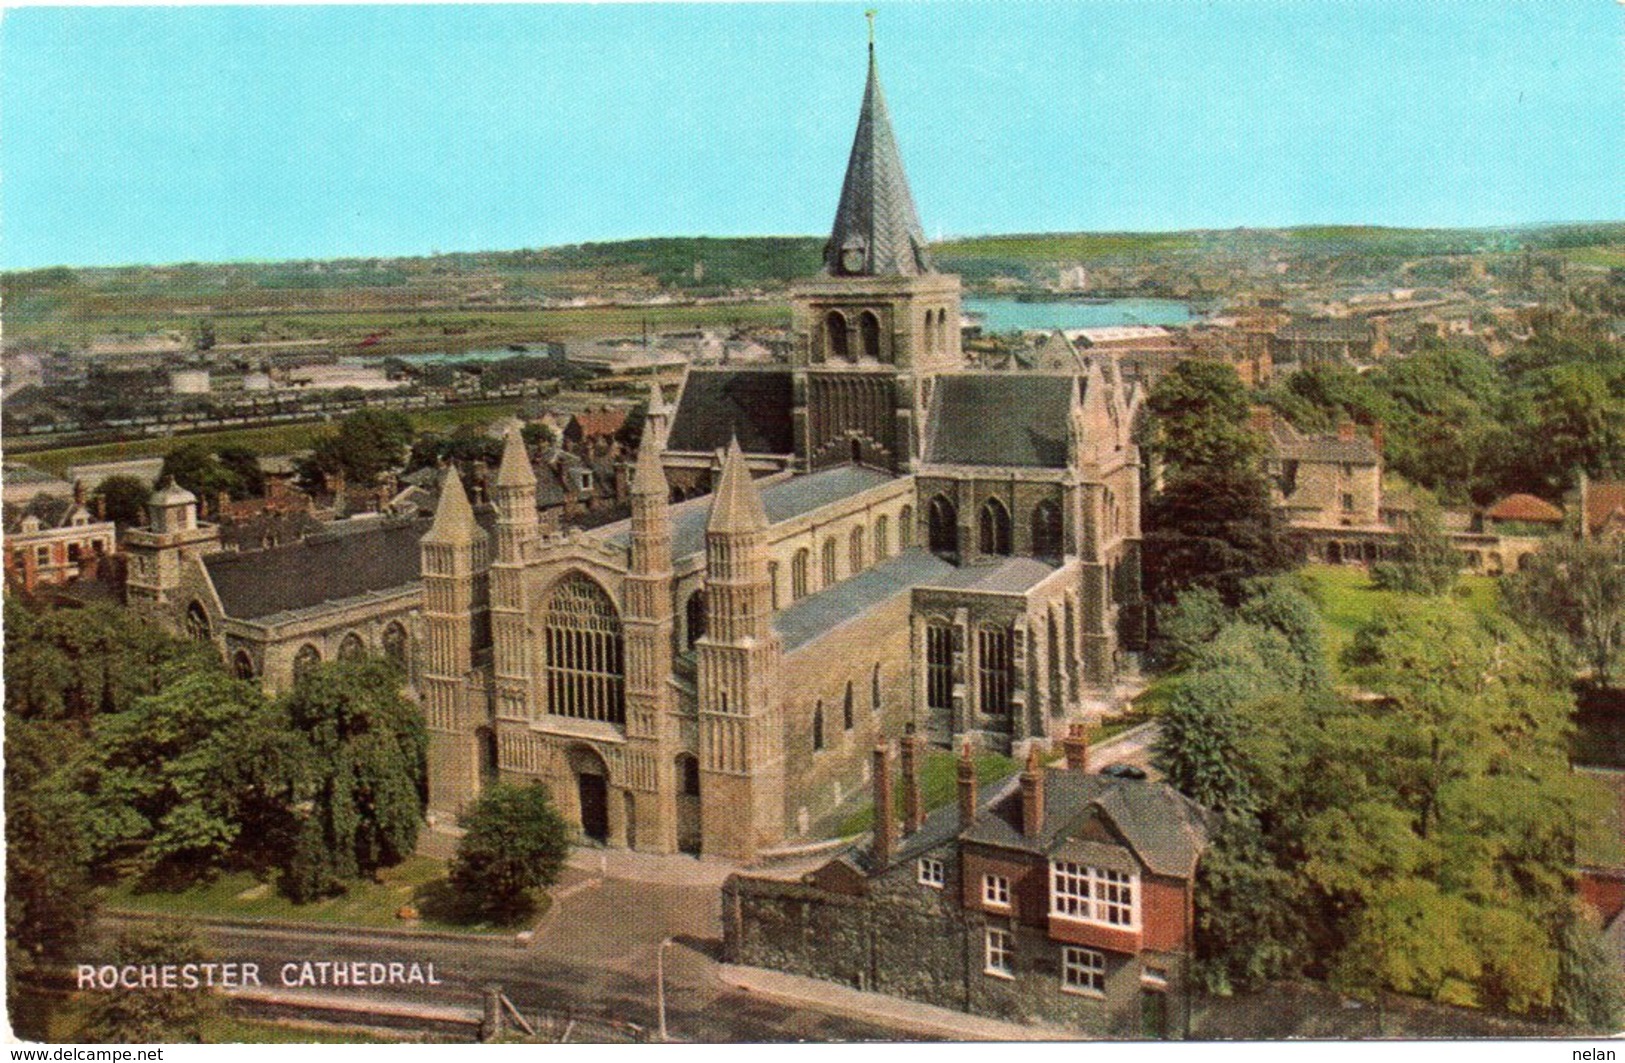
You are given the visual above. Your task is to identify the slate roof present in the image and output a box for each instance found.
[599,464,896,561]
[824,46,933,278]
[666,369,796,456]
[847,765,1211,881]
[204,518,428,621]
[923,374,1076,468]
[1278,317,1376,343]
[1268,423,1380,465]
[774,548,1057,652]
[3,495,86,534]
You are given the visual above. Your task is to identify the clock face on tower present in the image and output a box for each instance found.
[839,239,867,274]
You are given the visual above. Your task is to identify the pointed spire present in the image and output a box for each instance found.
[824,22,933,278]
[424,464,477,544]
[707,437,767,533]
[646,378,668,419]
[631,430,669,498]
[496,427,536,488]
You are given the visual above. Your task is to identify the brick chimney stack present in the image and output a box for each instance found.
[1371,421,1385,453]
[901,724,925,835]
[1248,406,1273,437]
[1063,723,1090,773]
[1021,746,1045,839]
[1338,420,1357,441]
[872,743,895,870]
[957,740,978,829]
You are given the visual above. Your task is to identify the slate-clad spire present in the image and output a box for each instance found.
[631,429,669,497]
[424,464,477,544]
[824,32,933,278]
[707,437,767,533]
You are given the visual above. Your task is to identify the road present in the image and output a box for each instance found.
[96,874,913,1043]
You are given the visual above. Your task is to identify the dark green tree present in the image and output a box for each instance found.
[215,446,265,499]
[277,659,427,901]
[449,782,571,921]
[311,408,414,484]
[1370,501,1460,596]
[92,474,152,529]
[1143,464,1292,605]
[158,443,243,503]
[1146,359,1262,476]
[1502,535,1625,687]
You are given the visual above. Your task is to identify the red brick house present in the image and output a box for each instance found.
[723,728,1212,1036]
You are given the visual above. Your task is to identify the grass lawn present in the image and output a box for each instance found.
[20,401,524,477]
[838,749,1019,836]
[1297,564,1499,677]
[100,854,540,935]
[19,991,415,1044]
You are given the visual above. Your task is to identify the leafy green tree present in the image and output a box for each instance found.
[311,408,414,485]
[92,474,152,529]
[1554,909,1625,1030]
[1155,586,1227,670]
[1191,814,1309,995]
[159,443,243,503]
[522,421,557,451]
[277,660,427,901]
[215,446,264,499]
[82,923,223,1043]
[1369,501,1459,596]
[1503,534,1625,687]
[1143,464,1292,604]
[449,782,571,921]
[1236,577,1330,693]
[1146,359,1262,476]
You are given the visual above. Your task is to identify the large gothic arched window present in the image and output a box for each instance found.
[233,650,256,681]
[543,574,625,726]
[899,505,914,548]
[874,515,889,561]
[185,601,210,641]
[338,632,366,661]
[382,622,409,668]
[979,498,1012,557]
[792,549,810,601]
[849,526,866,575]
[293,643,322,680]
[927,496,958,558]
[1032,499,1064,560]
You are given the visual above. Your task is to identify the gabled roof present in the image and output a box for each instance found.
[924,374,1076,468]
[823,44,933,278]
[203,518,429,621]
[566,409,629,439]
[666,369,795,456]
[1268,422,1380,465]
[1485,493,1564,524]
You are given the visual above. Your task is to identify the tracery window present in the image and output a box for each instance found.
[979,498,1012,557]
[849,526,866,574]
[185,601,210,641]
[293,643,322,680]
[822,538,838,588]
[825,310,849,362]
[978,624,1013,715]
[899,505,914,549]
[338,632,366,661]
[382,622,409,668]
[543,575,625,726]
[926,621,955,713]
[927,496,958,558]
[860,310,882,361]
[792,549,810,601]
[874,515,889,560]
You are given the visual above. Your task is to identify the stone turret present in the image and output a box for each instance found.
[697,438,783,858]
[122,477,220,608]
[491,429,538,726]
[421,465,486,814]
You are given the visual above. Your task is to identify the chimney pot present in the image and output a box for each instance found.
[1021,746,1045,839]
[1064,723,1091,773]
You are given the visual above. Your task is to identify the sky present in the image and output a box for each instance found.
[1,2,1621,270]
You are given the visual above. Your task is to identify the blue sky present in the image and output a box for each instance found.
[2,2,1621,269]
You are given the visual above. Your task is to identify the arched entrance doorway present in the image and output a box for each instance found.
[568,745,610,844]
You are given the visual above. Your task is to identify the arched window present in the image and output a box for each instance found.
[1048,611,1063,717]
[825,310,849,362]
[338,632,366,661]
[767,561,780,610]
[382,622,409,668]
[979,498,1012,556]
[860,310,882,361]
[927,496,958,558]
[1032,499,1064,560]
[543,574,626,726]
[293,643,322,680]
[978,624,1013,715]
[233,650,256,681]
[926,621,954,712]
[792,549,810,601]
[813,702,825,752]
[843,681,855,730]
[849,526,865,574]
[923,309,937,356]
[900,505,914,548]
[685,589,707,651]
[185,601,210,641]
[822,538,838,588]
[871,663,882,712]
[874,515,889,560]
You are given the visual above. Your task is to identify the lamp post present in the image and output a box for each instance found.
[655,936,674,1042]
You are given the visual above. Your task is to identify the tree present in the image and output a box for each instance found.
[93,474,152,528]
[159,443,243,502]
[82,923,223,1043]
[1502,535,1625,687]
[1146,359,1262,477]
[277,659,427,901]
[1370,501,1460,596]
[311,408,414,485]
[1143,464,1292,604]
[449,782,571,921]
[1555,909,1625,1030]
[215,446,265,499]
[522,421,557,451]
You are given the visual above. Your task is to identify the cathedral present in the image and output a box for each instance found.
[418,40,1146,859]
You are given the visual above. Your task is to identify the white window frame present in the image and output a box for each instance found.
[1061,946,1106,997]
[917,857,945,889]
[1049,861,1139,930]
[983,927,1014,979]
[982,873,1011,909]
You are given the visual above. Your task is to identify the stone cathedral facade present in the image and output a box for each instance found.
[418,42,1146,860]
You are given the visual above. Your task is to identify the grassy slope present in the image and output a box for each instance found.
[99,854,532,935]
[1297,564,1499,678]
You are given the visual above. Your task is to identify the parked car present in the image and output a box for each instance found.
[1099,763,1147,780]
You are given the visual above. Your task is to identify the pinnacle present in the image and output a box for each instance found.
[631,433,669,498]
[707,437,767,533]
[424,464,478,544]
[495,426,537,488]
